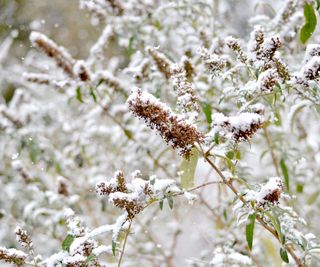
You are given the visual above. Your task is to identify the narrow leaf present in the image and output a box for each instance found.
[159,200,164,210]
[214,132,220,145]
[179,147,199,189]
[76,87,83,103]
[90,88,97,102]
[62,234,75,252]
[280,158,289,192]
[246,213,256,250]
[201,102,212,125]
[112,240,117,256]
[127,36,136,58]
[226,151,234,160]
[265,210,283,244]
[280,247,289,263]
[296,183,304,193]
[300,3,317,44]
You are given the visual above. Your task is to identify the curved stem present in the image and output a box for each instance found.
[117,220,132,267]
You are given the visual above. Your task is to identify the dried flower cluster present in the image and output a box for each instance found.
[199,47,228,73]
[15,227,33,251]
[0,247,27,266]
[171,63,199,118]
[212,112,264,142]
[30,32,90,81]
[127,88,204,157]
[245,177,284,207]
[96,170,179,219]
[147,47,172,79]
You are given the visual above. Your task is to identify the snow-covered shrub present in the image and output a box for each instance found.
[1,0,320,266]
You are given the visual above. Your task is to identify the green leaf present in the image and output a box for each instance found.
[112,240,117,256]
[29,142,38,163]
[90,88,97,102]
[226,150,234,160]
[201,102,212,125]
[76,87,83,103]
[246,213,256,250]
[159,200,164,210]
[265,210,283,244]
[274,111,282,126]
[280,247,289,263]
[300,3,317,44]
[167,196,174,209]
[317,0,320,10]
[235,150,241,160]
[85,254,96,263]
[214,132,220,145]
[62,234,75,252]
[179,147,199,189]
[2,84,15,104]
[124,129,133,139]
[296,183,304,193]
[280,159,289,192]
[127,36,136,58]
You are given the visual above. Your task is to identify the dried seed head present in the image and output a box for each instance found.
[23,72,50,85]
[258,69,279,92]
[115,170,128,193]
[303,44,320,64]
[106,0,124,16]
[226,36,247,63]
[258,177,283,206]
[15,226,33,250]
[181,55,195,78]
[0,247,27,266]
[171,63,199,118]
[57,176,69,196]
[147,47,172,79]
[127,88,204,157]
[96,170,128,196]
[248,25,265,60]
[261,36,281,60]
[109,192,144,220]
[199,30,210,48]
[30,31,75,77]
[212,112,264,142]
[199,47,228,73]
[298,56,320,83]
[73,60,91,81]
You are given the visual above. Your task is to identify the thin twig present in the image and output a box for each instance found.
[117,220,132,267]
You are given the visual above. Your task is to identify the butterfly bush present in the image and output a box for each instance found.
[1,0,320,266]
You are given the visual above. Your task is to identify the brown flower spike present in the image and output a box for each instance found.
[127,88,204,157]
